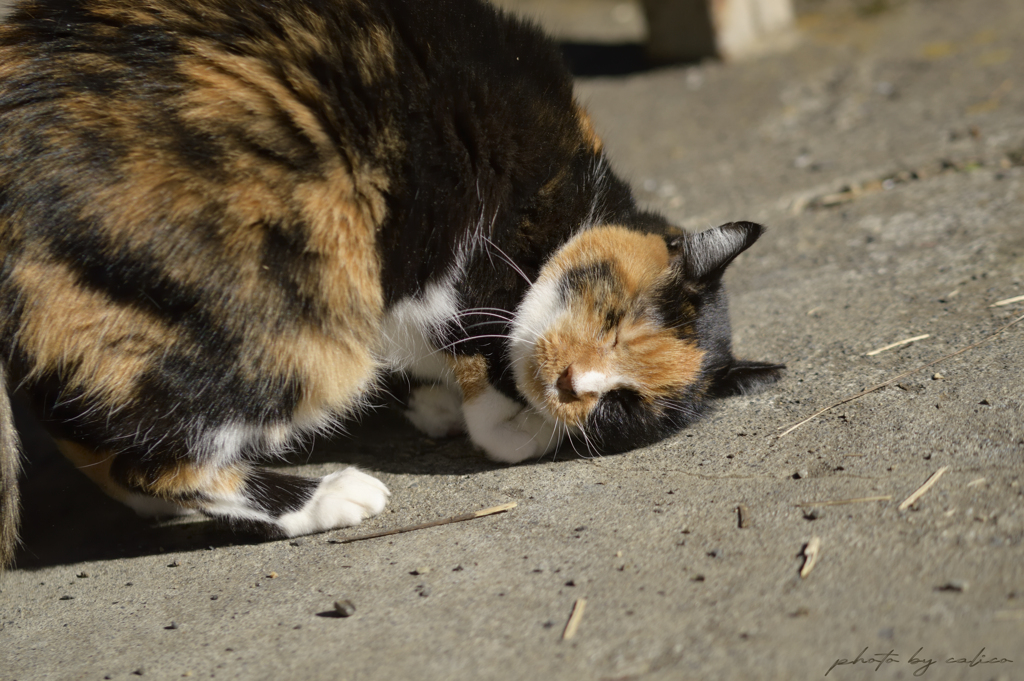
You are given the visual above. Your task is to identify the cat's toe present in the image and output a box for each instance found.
[478,417,559,464]
[277,467,390,537]
[481,431,542,463]
[463,387,561,463]
[405,384,465,438]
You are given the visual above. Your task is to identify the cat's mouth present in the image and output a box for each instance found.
[510,313,632,430]
[520,342,612,428]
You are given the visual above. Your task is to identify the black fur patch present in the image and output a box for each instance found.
[244,469,319,517]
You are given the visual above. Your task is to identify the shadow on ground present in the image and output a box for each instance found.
[558,41,660,77]
[11,398,504,570]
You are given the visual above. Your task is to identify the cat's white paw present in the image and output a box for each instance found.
[484,414,560,464]
[405,384,465,437]
[277,468,389,537]
[512,408,560,452]
[463,386,560,463]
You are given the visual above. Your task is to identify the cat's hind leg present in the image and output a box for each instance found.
[55,440,389,537]
[272,467,390,536]
[56,439,194,518]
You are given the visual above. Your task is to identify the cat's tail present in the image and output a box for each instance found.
[0,362,22,569]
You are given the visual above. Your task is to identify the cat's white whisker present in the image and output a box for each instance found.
[72,451,118,470]
[575,423,600,459]
[456,312,515,323]
[542,420,563,460]
[462,321,512,333]
[458,306,516,316]
[455,311,515,323]
[482,236,533,285]
[438,332,534,353]
[565,429,583,458]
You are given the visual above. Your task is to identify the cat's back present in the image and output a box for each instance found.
[0,0,576,275]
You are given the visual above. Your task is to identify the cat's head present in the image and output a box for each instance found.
[509,221,783,453]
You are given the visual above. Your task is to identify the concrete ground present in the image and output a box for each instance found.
[2,0,1023,679]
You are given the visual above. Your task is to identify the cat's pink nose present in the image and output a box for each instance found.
[556,366,575,396]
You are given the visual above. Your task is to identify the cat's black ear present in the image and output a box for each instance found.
[671,221,765,281]
[708,360,786,398]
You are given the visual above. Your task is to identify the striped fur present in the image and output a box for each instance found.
[0,0,781,567]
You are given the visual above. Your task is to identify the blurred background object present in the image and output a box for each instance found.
[495,0,798,67]
[643,0,796,62]
[494,0,649,44]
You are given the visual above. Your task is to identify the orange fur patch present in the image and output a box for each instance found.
[129,461,247,500]
[449,354,489,401]
[547,226,671,296]
[185,45,336,152]
[10,258,182,405]
[521,226,704,426]
[271,326,381,431]
[59,437,247,503]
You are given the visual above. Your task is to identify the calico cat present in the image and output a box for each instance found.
[0,0,783,567]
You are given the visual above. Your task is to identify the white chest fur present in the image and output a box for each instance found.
[379,279,461,381]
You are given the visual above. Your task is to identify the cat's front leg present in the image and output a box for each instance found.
[462,385,560,463]
[446,354,560,463]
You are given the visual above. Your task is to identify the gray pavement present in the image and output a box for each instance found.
[3,0,1023,679]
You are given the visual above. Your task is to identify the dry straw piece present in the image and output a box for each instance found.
[778,313,1024,437]
[331,502,517,544]
[991,294,1024,307]
[737,504,751,528]
[800,537,821,578]
[898,467,949,511]
[562,599,587,640]
[864,334,930,356]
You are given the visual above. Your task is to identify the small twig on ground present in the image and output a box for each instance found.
[778,313,1024,437]
[794,495,891,508]
[991,294,1024,307]
[329,502,517,544]
[898,467,949,511]
[736,504,751,529]
[966,477,987,488]
[865,334,930,356]
[562,599,587,640]
[800,537,821,578]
